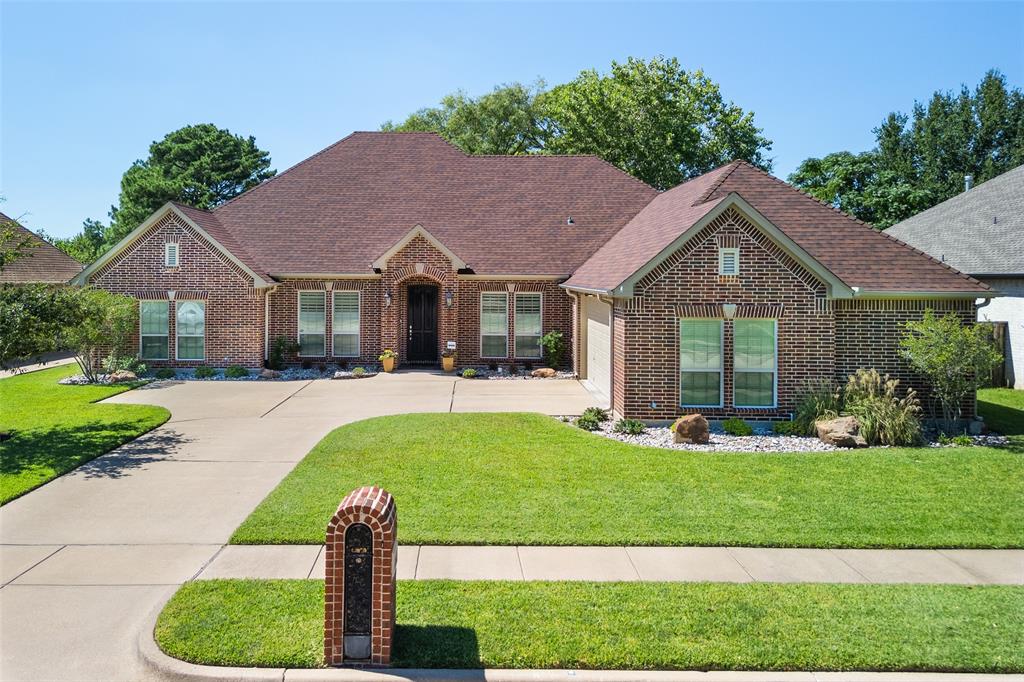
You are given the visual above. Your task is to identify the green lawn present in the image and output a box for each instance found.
[156,579,1024,671]
[979,387,1024,448]
[231,411,1023,548]
[0,365,169,504]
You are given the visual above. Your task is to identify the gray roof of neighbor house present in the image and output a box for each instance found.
[885,165,1024,276]
[0,212,83,283]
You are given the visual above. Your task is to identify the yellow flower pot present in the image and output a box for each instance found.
[442,356,455,372]
[382,357,395,373]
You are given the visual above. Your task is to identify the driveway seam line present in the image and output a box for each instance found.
[829,548,872,582]
[448,379,456,412]
[260,380,315,418]
[623,546,642,581]
[724,547,758,582]
[935,549,992,583]
[2,544,66,586]
[515,546,525,580]
[307,545,325,579]
[188,544,228,582]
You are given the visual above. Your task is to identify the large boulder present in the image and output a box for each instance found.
[260,368,281,380]
[815,415,867,448]
[673,414,710,444]
[531,367,557,378]
[107,370,137,383]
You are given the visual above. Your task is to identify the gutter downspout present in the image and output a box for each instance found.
[264,286,279,363]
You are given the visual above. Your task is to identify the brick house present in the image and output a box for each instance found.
[74,132,992,419]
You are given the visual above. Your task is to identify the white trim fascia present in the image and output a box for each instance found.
[560,284,613,296]
[330,289,361,358]
[479,290,509,359]
[512,290,543,360]
[460,274,567,281]
[371,224,468,270]
[614,194,856,300]
[296,290,327,357]
[852,289,997,300]
[73,203,274,289]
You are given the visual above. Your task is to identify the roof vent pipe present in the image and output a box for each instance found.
[964,174,973,192]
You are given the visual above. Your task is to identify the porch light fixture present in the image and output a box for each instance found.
[444,289,454,308]
[384,290,392,308]
[722,303,737,319]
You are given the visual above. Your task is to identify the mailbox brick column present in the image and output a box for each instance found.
[324,486,398,666]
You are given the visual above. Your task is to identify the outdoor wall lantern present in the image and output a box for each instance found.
[384,290,392,308]
[444,289,454,308]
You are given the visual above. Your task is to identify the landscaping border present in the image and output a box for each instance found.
[137,597,1023,682]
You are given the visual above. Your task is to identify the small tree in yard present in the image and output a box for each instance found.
[899,309,1002,431]
[63,289,138,382]
[0,284,81,369]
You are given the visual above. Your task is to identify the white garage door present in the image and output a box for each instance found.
[586,298,612,400]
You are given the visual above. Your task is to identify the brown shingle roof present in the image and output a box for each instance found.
[209,132,658,277]
[0,212,83,284]
[566,161,990,294]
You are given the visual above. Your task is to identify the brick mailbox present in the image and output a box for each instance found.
[324,486,397,666]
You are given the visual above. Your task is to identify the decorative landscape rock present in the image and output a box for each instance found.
[815,415,868,448]
[531,367,557,378]
[259,368,281,379]
[107,370,137,383]
[673,414,710,444]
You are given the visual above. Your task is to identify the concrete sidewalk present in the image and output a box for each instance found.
[194,544,1024,584]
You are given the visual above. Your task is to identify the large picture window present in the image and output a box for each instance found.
[679,319,723,407]
[298,291,326,357]
[514,293,542,358]
[332,291,360,357]
[734,319,777,407]
[480,292,508,358]
[140,301,169,360]
[175,301,205,361]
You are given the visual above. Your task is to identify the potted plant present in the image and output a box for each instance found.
[441,349,456,372]
[379,349,397,373]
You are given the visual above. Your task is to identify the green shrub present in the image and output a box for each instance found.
[541,330,565,369]
[461,368,477,379]
[722,417,753,436]
[268,336,299,370]
[194,366,216,379]
[102,354,146,375]
[844,369,922,446]
[581,406,610,422]
[352,367,366,377]
[576,414,601,431]
[613,418,646,435]
[773,420,800,436]
[154,368,176,380]
[225,365,249,379]
[793,379,842,435]
[938,432,973,447]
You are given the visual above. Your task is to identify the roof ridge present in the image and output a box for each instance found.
[692,160,743,206]
[731,160,988,289]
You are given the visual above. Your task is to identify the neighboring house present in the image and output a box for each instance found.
[886,165,1023,389]
[74,132,992,420]
[0,212,83,284]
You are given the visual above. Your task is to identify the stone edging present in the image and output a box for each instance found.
[137,598,1023,682]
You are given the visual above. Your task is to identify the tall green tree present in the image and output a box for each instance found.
[38,219,107,264]
[790,70,1024,228]
[107,123,275,244]
[383,57,773,189]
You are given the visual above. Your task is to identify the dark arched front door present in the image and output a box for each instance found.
[407,285,438,363]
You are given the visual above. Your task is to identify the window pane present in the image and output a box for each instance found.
[734,320,775,370]
[333,292,359,334]
[680,320,722,369]
[299,292,325,335]
[482,335,507,358]
[681,371,721,406]
[176,301,205,336]
[735,371,774,407]
[333,333,359,357]
[177,336,205,361]
[481,294,507,335]
[514,294,541,335]
[300,334,324,356]
[141,302,168,335]
[515,335,541,358]
[141,336,168,360]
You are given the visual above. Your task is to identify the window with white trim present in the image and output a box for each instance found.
[733,319,777,407]
[718,247,739,275]
[514,293,542,358]
[164,243,179,267]
[298,291,326,357]
[332,291,360,357]
[175,301,205,361]
[679,319,723,407]
[480,292,508,358]
[140,301,169,360]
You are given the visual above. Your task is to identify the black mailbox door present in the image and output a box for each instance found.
[343,523,373,658]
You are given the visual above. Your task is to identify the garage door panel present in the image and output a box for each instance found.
[586,299,612,399]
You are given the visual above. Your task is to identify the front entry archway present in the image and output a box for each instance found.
[407,284,439,363]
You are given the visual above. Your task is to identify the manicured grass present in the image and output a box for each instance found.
[0,365,169,504]
[156,579,1024,671]
[979,388,1024,448]
[231,412,1023,548]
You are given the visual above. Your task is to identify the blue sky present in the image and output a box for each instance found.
[2,1,1022,238]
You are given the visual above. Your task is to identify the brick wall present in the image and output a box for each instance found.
[90,213,265,368]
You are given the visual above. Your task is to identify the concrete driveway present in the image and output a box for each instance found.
[0,372,600,681]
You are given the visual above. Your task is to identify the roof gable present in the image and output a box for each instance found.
[0,212,83,284]
[371,224,468,270]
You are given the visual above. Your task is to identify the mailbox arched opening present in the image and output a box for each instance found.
[343,523,373,661]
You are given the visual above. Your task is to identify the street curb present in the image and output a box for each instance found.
[137,599,1024,682]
